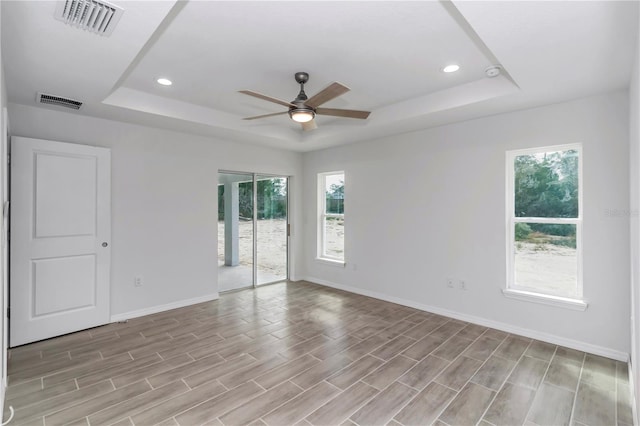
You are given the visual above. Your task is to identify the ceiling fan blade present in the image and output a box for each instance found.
[239,90,295,108]
[316,107,371,119]
[305,82,350,108]
[301,120,318,131]
[243,111,288,120]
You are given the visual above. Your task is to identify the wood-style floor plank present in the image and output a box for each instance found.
[3,281,631,426]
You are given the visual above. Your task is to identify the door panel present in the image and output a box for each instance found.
[218,172,254,292]
[34,153,97,238]
[11,137,111,347]
[256,176,288,285]
[32,255,96,316]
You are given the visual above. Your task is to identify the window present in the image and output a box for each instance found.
[506,144,583,305]
[318,171,344,263]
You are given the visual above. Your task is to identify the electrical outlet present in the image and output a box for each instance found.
[134,275,143,287]
[446,278,454,288]
[460,280,467,290]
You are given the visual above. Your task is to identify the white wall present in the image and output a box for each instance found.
[7,103,303,318]
[629,2,640,419]
[302,91,630,358]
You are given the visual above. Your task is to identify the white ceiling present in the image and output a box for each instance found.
[2,1,638,152]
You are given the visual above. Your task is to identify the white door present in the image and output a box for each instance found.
[10,137,111,346]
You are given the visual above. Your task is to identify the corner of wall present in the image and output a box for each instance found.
[0,0,9,418]
[629,3,640,422]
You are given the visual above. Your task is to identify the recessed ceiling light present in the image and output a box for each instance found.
[157,78,172,86]
[442,64,460,73]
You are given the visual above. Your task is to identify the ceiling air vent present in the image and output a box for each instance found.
[36,93,83,110]
[54,0,124,37]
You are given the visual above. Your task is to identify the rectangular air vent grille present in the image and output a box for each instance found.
[37,93,83,110]
[54,0,124,37]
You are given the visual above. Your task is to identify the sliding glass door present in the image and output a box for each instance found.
[218,171,288,291]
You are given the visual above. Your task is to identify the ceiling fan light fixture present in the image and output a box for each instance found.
[289,108,315,123]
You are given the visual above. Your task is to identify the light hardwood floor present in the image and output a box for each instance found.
[4,281,633,426]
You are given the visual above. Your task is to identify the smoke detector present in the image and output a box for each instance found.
[485,65,502,78]
[36,93,83,110]
[54,0,124,37]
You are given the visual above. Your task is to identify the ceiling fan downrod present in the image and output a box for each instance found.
[293,72,309,103]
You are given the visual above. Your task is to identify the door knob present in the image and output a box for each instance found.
[102,242,108,247]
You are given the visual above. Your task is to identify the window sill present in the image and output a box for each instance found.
[315,257,346,268]
[502,288,588,311]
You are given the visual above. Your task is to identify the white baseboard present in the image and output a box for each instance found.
[0,377,5,424]
[301,276,628,361]
[0,377,13,425]
[110,293,219,323]
[630,360,639,426]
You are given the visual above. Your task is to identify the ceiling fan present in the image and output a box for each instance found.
[239,72,371,131]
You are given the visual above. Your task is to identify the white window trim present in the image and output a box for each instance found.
[317,171,345,264]
[502,288,587,311]
[315,257,346,267]
[505,143,586,309]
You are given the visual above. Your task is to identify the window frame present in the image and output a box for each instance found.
[505,143,586,309]
[317,171,345,265]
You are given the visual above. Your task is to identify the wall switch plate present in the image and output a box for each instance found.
[134,275,143,287]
